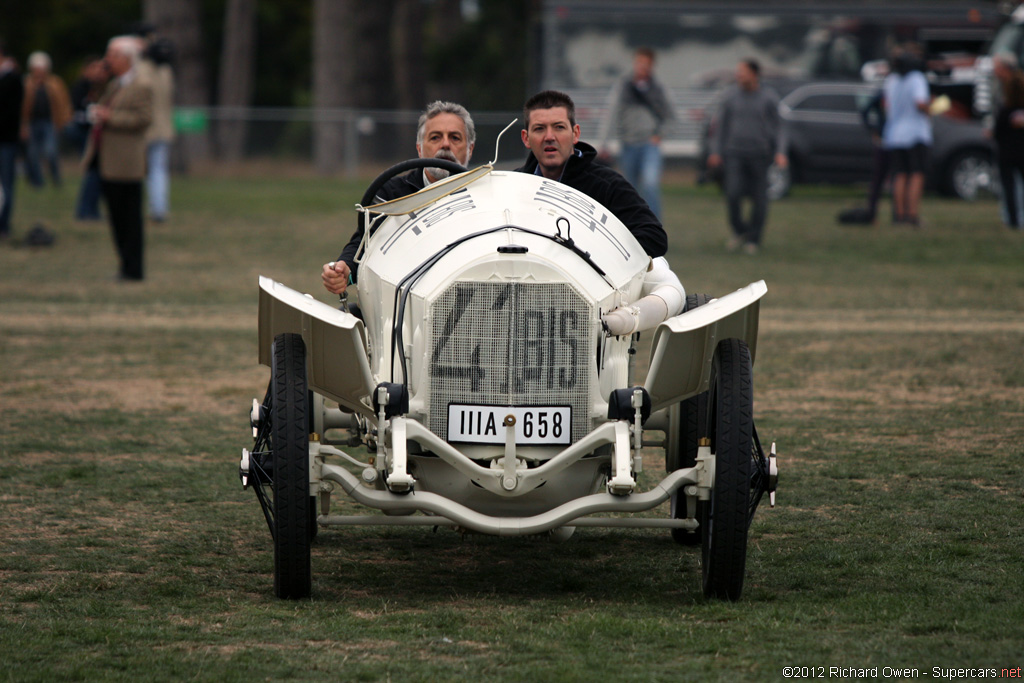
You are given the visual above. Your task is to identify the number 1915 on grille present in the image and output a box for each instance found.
[447,404,572,445]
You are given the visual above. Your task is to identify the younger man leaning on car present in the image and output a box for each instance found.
[517,90,683,336]
[516,89,667,258]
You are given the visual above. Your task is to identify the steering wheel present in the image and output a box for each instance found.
[360,158,469,207]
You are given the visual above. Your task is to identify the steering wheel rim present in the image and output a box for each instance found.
[361,158,469,207]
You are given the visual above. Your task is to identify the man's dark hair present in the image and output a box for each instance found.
[635,46,655,61]
[743,58,761,77]
[523,90,577,128]
[0,38,7,57]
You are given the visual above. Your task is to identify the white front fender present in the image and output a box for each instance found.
[644,280,766,413]
[258,276,376,417]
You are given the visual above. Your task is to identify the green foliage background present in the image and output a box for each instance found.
[2,0,532,109]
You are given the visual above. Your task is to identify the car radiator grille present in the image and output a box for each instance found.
[427,281,592,443]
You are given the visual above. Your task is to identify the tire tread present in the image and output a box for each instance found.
[272,333,312,599]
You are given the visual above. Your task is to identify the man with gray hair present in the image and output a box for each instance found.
[83,36,153,280]
[323,100,475,295]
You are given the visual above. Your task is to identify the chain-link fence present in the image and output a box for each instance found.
[173,107,530,175]
[169,104,703,176]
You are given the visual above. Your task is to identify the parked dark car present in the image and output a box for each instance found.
[699,81,997,201]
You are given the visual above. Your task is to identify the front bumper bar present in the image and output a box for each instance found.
[318,463,698,537]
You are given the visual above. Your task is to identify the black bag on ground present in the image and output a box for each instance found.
[24,223,56,247]
[836,206,874,225]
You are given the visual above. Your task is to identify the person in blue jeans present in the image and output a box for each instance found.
[0,40,24,240]
[21,52,72,189]
[598,47,675,219]
[138,37,175,222]
[67,58,108,220]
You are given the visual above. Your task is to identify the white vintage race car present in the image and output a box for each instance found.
[239,156,778,601]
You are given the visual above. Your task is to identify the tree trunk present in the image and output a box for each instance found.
[312,0,348,174]
[429,0,463,47]
[143,0,211,166]
[313,0,396,174]
[392,0,426,111]
[425,0,466,103]
[392,0,427,159]
[216,0,257,161]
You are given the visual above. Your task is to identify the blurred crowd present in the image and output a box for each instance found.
[2,29,1021,267]
[857,43,1024,231]
[0,25,174,272]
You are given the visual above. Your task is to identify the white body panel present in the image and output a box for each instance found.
[253,167,766,531]
[645,280,767,413]
[361,170,649,290]
[258,276,375,416]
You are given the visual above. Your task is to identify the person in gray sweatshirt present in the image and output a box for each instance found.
[707,58,787,254]
[598,47,675,218]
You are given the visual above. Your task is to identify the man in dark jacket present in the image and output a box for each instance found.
[0,39,24,240]
[516,89,667,258]
[992,52,1024,230]
[707,59,787,254]
[322,101,475,296]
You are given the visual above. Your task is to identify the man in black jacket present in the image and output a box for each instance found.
[517,90,667,258]
[322,101,475,295]
[706,59,787,254]
[0,39,24,240]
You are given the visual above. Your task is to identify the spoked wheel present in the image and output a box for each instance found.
[669,294,711,546]
[700,338,754,601]
[270,333,312,599]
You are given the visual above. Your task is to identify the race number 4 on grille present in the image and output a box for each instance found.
[429,281,591,446]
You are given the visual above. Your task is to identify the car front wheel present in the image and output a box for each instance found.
[700,339,754,601]
[271,333,313,599]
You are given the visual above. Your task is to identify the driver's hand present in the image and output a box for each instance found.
[322,261,351,295]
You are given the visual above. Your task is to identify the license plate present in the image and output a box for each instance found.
[447,404,571,445]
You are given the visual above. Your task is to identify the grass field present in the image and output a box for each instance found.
[2,168,1023,682]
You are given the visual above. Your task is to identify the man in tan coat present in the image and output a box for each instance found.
[83,36,153,281]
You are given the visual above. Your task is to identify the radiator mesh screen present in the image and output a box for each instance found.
[428,281,592,442]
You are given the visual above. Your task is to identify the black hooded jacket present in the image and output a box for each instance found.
[0,63,24,144]
[514,140,667,258]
